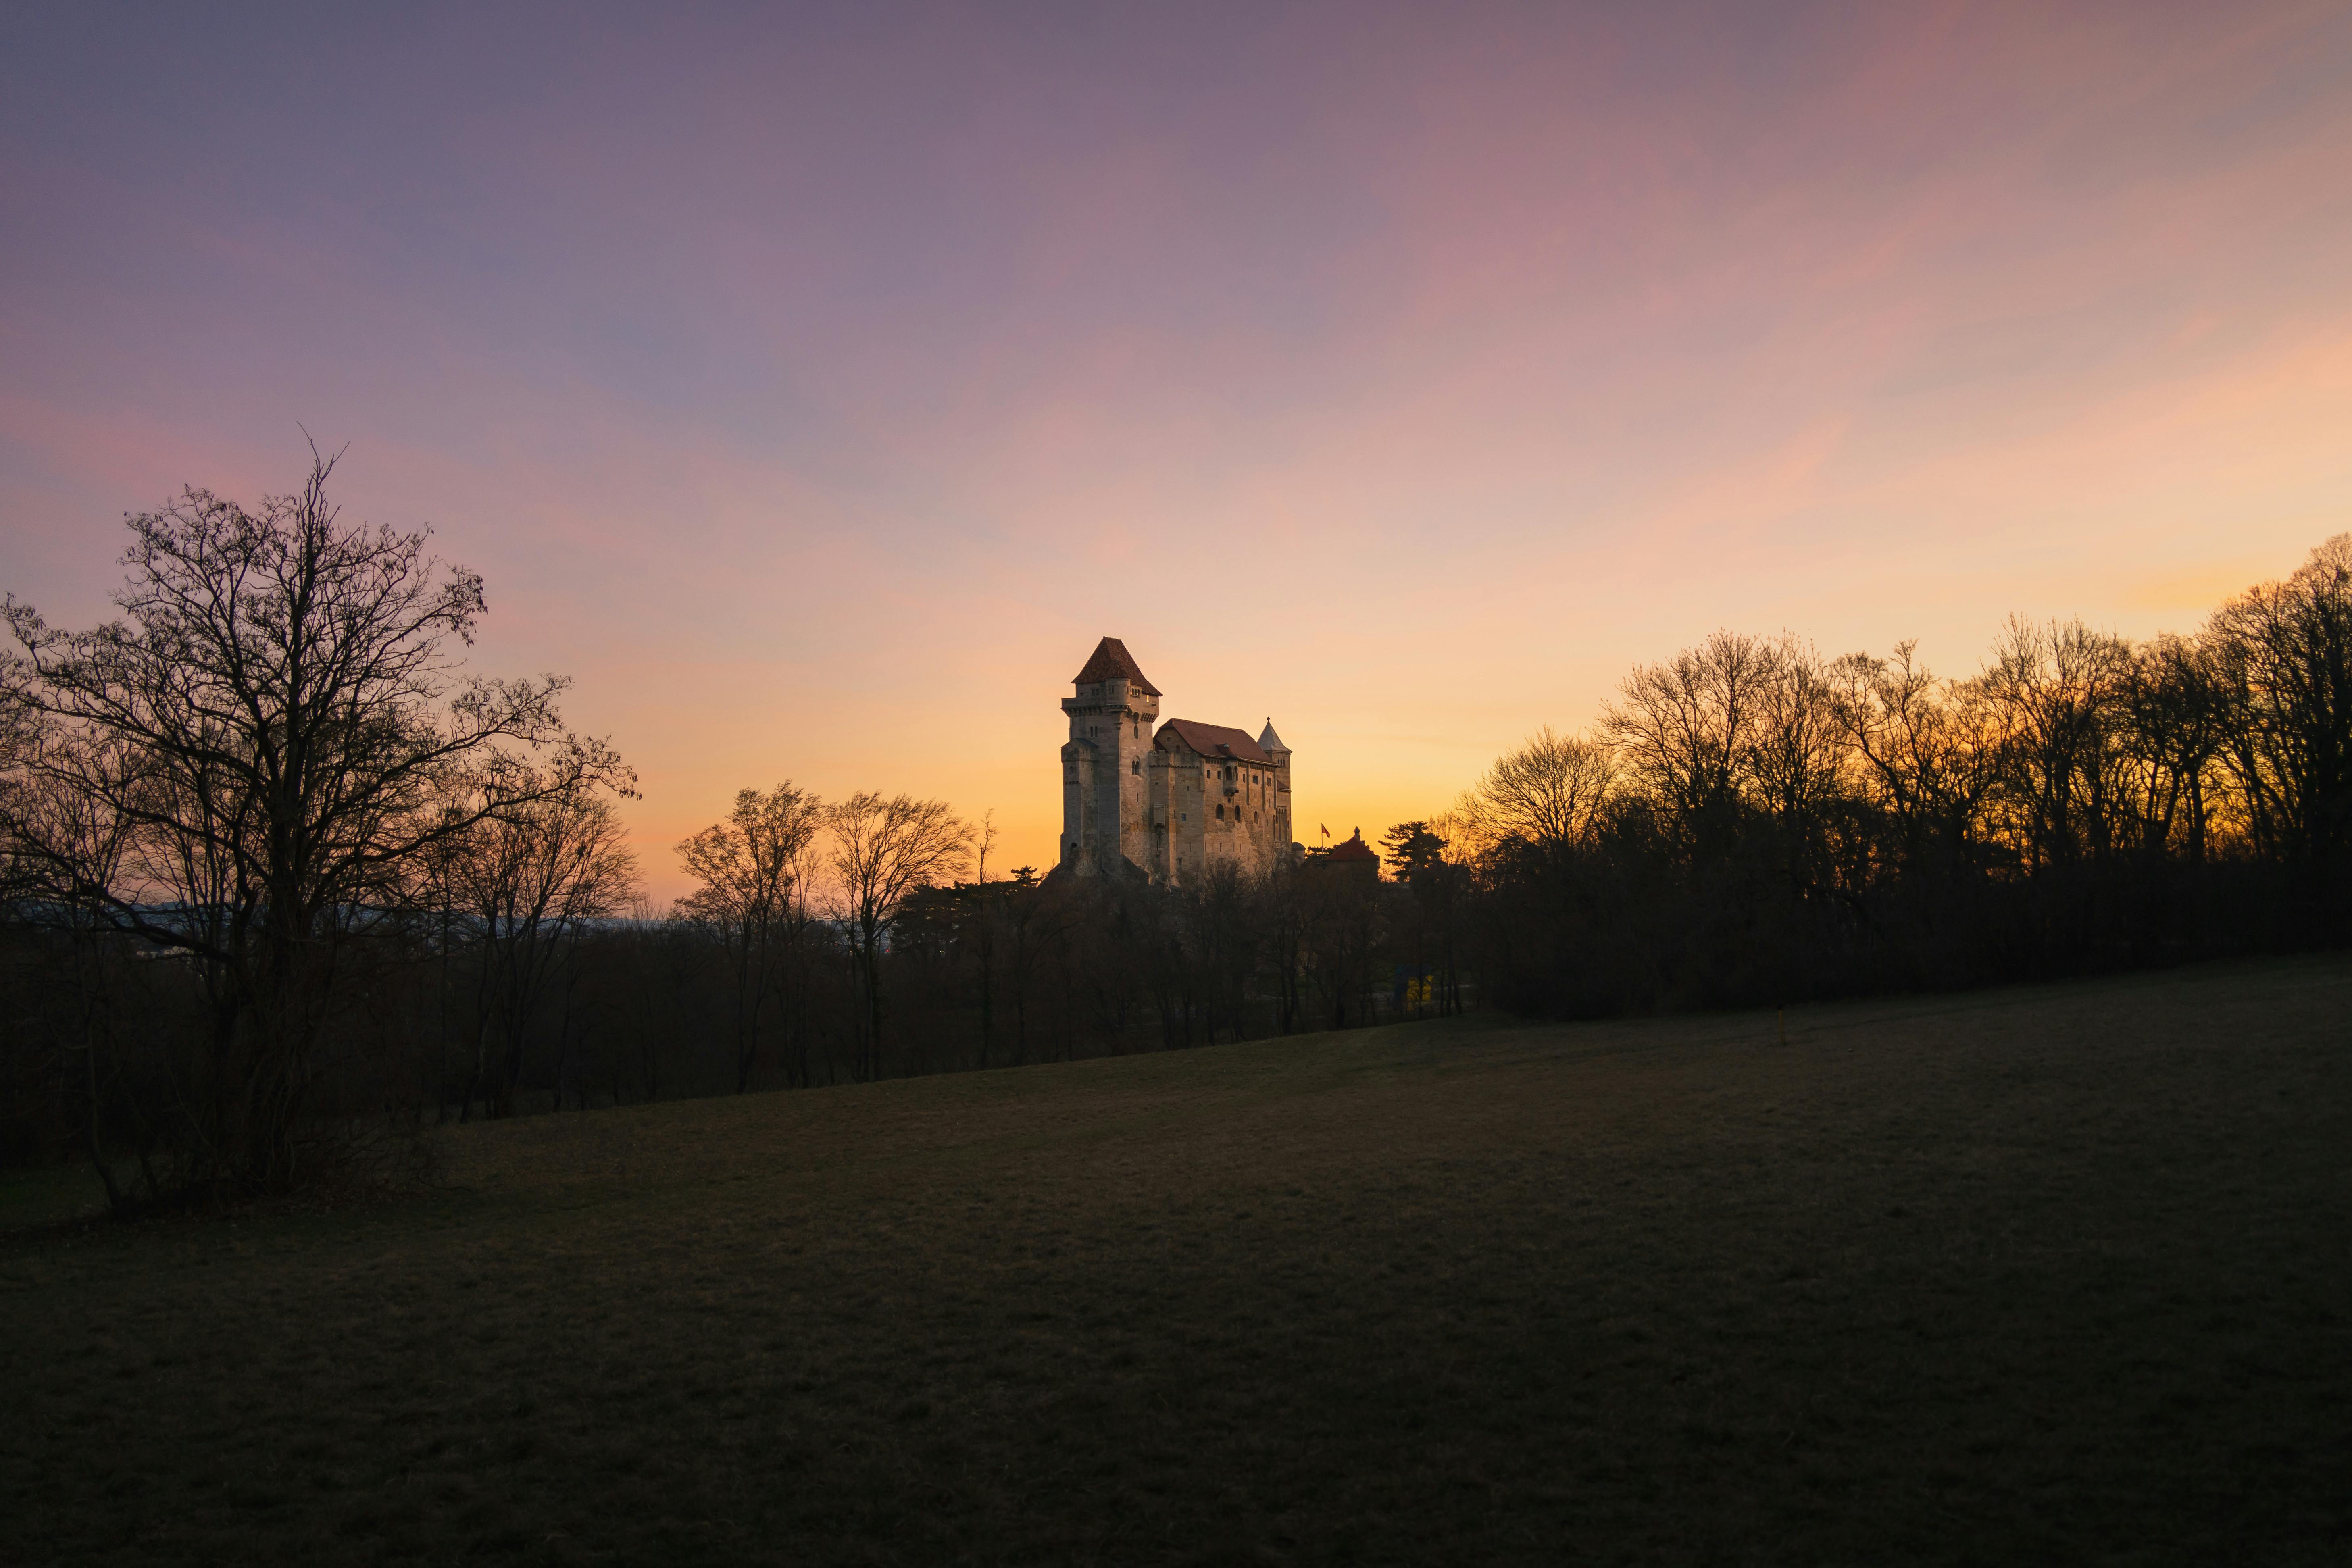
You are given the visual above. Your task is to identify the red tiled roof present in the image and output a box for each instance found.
[1071,636,1161,696]
[1327,830,1378,861]
[1155,718,1272,765]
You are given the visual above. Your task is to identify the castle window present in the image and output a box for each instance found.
[1215,804,1223,819]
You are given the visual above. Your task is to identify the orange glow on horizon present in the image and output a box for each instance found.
[4,4,2349,900]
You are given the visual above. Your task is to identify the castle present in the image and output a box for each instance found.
[1059,637,1294,884]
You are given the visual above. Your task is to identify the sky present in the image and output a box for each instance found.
[5,1,2350,898]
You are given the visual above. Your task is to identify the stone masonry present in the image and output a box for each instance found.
[1059,637,1294,884]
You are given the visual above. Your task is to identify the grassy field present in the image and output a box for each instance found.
[4,958,2348,1566]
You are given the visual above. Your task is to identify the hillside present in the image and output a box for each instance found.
[5,958,2349,1565]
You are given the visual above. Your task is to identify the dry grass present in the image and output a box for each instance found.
[4,956,2349,1565]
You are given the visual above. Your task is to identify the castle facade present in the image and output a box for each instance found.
[1059,637,1293,884]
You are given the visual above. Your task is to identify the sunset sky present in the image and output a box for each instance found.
[5,2,2350,898]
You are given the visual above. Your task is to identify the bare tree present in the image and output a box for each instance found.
[1463,727,1616,855]
[1826,641,2007,879]
[677,783,823,1093]
[0,447,621,1195]
[0,737,160,1211]
[452,773,640,1118]
[1744,637,1843,880]
[826,791,970,1081]
[1602,630,1781,852]
[2119,634,2230,868]
[1978,616,2135,875]
[2206,535,2352,901]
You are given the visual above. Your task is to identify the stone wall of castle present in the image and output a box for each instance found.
[1145,739,1288,884]
[1059,638,1292,886]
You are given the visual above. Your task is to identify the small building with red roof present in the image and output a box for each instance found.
[1312,828,1381,881]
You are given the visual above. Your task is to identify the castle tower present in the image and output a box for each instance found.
[1060,636,1160,875]
[1258,718,1293,852]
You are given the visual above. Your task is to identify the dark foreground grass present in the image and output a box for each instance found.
[4,959,2349,1566]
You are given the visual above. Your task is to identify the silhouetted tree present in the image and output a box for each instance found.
[827,791,970,1080]
[1602,630,1779,860]
[452,771,639,1118]
[996,866,1052,1064]
[678,783,823,1092]
[1,448,622,1197]
[1463,729,1615,857]
[2208,534,2352,926]
[1383,822,1467,1016]
[1299,858,1387,1029]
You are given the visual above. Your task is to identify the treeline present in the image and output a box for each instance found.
[3,447,2344,1210]
[1448,537,2352,1015]
[0,790,1436,1201]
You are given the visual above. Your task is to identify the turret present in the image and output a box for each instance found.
[1258,718,1293,853]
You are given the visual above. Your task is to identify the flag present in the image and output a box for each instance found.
[1320,824,1329,839]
